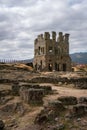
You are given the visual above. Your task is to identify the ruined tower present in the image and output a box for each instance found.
[33,32,71,71]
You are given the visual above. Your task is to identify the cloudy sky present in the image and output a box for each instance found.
[0,0,87,60]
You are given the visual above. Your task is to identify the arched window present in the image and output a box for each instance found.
[38,46,40,55]
[49,46,53,53]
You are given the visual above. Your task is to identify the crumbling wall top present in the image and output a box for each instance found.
[64,33,70,41]
[44,32,50,40]
[35,31,70,44]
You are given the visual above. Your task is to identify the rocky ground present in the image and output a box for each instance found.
[0,63,87,130]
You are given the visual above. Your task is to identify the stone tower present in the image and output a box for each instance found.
[33,32,71,71]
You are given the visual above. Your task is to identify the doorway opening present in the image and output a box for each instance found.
[55,63,59,71]
[48,63,52,71]
[63,64,66,71]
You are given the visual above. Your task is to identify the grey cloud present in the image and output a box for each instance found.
[0,0,38,7]
[17,40,34,49]
[68,0,83,6]
[0,0,87,60]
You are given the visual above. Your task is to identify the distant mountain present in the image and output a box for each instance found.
[70,52,87,64]
[19,58,33,63]
[16,52,87,64]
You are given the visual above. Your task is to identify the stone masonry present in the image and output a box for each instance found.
[33,32,71,71]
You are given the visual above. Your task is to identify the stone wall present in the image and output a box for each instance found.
[19,83,53,105]
[29,77,87,89]
[33,31,71,72]
[19,87,44,105]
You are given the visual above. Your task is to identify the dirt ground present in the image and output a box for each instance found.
[0,82,87,130]
[0,69,87,130]
[43,83,87,104]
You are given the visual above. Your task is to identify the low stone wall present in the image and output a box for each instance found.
[0,79,15,84]
[35,96,87,126]
[11,83,52,105]
[58,96,77,105]
[12,82,21,96]
[19,87,44,105]
[21,84,52,95]
[71,104,87,116]
[0,90,11,97]
[29,77,87,89]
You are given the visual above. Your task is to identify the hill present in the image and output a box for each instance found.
[70,52,87,64]
[17,58,33,63]
[28,52,87,64]
[20,52,87,64]
[1,53,86,65]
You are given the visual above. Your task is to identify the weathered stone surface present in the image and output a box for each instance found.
[0,96,14,105]
[29,77,87,89]
[30,77,68,84]
[48,100,65,111]
[6,118,18,129]
[21,84,52,95]
[21,83,40,89]
[12,82,20,96]
[0,90,11,97]
[0,78,17,84]
[71,104,87,116]
[19,87,44,105]
[78,97,87,104]
[19,86,26,100]
[40,85,52,94]
[52,124,65,130]
[58,96,77,105]
[35,114,48,124]
[35,100,65,124]
[0,102,25,116]
[17,125,40,130]
[33,32,71,72]
[0,120,5,130]
[75,81,87,89]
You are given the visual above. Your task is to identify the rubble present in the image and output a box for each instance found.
[71,104,87,117]
[19,87,44,105]
[35,100,65,124]
[58,96,77,105]
[0,120,5,130]
[78,97,87,104]
[12,82,21,96]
